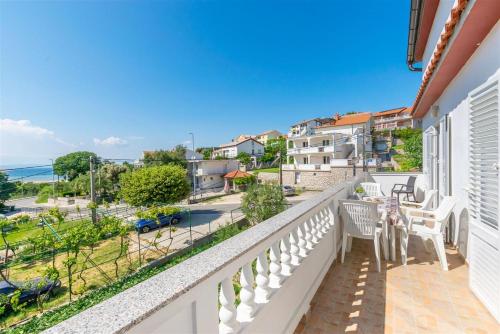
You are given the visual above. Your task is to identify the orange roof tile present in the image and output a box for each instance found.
[374,107,408,117]
[223,170,252,179]
[316,112,372,128]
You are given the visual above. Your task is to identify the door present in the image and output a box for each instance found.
[423,126,438,191]
[468,73,499,322]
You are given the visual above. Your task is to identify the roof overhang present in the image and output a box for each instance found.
[412,0,500,118]
[407,0,439,71]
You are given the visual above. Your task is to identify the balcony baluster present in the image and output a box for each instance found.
[219,277,239,334]
[269,242,283,288]
[255,252,270,303]
[236,263,256,323]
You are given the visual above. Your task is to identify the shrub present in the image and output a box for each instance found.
[241,184,286,225]
[119,165,190,207]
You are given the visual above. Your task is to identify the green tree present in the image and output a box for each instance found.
[241,184,286,225]
[119,165,190,207]
[261,137,287,163]
[0,171,15,205]
[403,132,423,170]
[143,146,187,167]
[53,151,98,181]
[236,152,252,165]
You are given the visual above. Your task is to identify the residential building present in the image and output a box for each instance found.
[212,138,264,159]
[187,159,240,191]
[407,0,500,322]
[254,130,282,144]
[283,113,375,189]
[373,106,417,131]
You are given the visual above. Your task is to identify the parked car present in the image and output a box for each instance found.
[134,212,183,233]
[282,185,296,196]
[0,278,61,308]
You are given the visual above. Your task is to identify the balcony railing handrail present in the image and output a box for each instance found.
[46,175,365,334]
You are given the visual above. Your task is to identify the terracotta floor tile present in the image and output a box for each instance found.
[294,238,499,334]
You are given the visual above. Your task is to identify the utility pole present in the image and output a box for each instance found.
[278,151,283,186]
[89,156,97,224]
[50,159,55,200]
[189,132,196,200]
[362,126,367,172]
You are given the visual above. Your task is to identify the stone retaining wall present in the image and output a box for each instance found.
[283,167,375,190]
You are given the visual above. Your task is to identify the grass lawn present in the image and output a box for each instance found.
[0,218,90,248]
[252,167,279,173]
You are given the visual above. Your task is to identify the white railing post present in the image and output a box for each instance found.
[310,217,319,244]
[255,252,270,303]
[304,220,314,249]
[290,229,301,266]
[297,224,309,256]
[237,263,256,323]
[269,242,283,288]
[280,235,292,276]
[219,277,239,334]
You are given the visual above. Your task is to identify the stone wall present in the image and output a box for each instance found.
[283,167,376,190]
[256,172,279,184]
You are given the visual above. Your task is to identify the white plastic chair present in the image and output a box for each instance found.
[399,196,456,271]
[339,200,387,272]
[360,182,383,197]
[399,189,438,215]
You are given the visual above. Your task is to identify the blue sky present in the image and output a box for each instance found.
[0,1,421,164]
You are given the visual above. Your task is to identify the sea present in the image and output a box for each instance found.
[1,165,55,183]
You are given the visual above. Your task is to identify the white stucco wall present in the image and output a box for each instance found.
[236,140,264,156]
[420,21,500,259]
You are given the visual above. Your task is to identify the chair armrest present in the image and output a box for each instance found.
[406,208,435,218]
[391,184,405,192]
[400,200,422,208]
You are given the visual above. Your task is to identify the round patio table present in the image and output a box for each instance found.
[364,196,403,262]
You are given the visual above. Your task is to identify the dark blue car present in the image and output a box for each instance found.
[135,213,183,233]
[0,278,61,308]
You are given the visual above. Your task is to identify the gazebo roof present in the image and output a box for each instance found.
[223,170,252,179]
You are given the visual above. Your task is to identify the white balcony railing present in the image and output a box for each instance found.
[374,114,412,124]
[45,177,362,334]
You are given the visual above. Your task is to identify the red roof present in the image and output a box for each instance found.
[223,170,252,179]
[374,107,408,117]
[316,112,372,128]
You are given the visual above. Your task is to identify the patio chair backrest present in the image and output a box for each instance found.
[339,200,379,239]
[360,182,383,197]
[434,196,457,232]
[406,176,417,191]
[420,189,438,210]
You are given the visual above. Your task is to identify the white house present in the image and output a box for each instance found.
[212,138,264,159]
[285,112,374,170]
[187,159,240,191]
[407,0,500,321]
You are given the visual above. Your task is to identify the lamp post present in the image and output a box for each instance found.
[189,132,197,199]
[50,159,55,199]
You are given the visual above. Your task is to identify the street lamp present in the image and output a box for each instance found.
[188,132,197,198]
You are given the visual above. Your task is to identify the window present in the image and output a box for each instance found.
[252,149,255,154]
[302,142,308,147]
[323,156,330,164]
[295,172,301,184]
[303,157,308,164]
[322,139,330,146]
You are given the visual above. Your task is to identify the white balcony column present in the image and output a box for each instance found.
[314,211,326,238]
[269,242,283,288]
[297,224,309,256]
[320,208,329,234]
[280,235,292,276]
[309,217,319,244]
[255,252,270,303]
[219,277,239,334]
[307,154,311,164]
[289,229,301,266]
[303,220,314,250]
[236,263,256,322]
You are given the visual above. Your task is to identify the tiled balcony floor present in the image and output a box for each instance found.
[295,236,500,334]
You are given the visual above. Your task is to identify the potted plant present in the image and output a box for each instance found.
[354,186,365,200]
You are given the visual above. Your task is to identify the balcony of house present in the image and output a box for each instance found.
[374,114,412,124]
[45,172,499,334]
